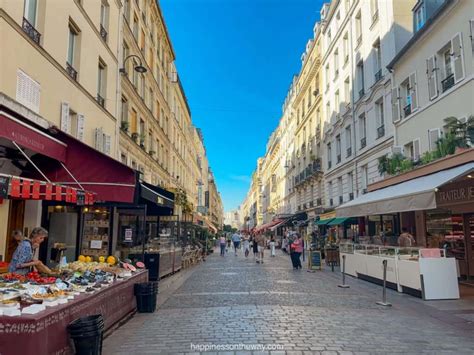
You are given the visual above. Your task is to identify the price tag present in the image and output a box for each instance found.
[90,240,102,249]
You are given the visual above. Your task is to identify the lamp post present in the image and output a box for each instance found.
[119,54,147,74]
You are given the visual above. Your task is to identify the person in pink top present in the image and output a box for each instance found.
[290,234,303,269]
[219,235,226,256]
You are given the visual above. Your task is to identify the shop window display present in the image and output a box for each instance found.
[81,207,110,258]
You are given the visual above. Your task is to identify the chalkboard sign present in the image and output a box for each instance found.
[310,250,322,270]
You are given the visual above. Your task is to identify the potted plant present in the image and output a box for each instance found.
[120,121,129,132]
[131,132,139,142]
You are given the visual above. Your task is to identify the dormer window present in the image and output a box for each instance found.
[414,1,425,32]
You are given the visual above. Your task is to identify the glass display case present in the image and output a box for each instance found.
[81,207,110,258]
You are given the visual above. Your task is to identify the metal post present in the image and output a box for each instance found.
[338,254,350,288]
[376,259,392,307]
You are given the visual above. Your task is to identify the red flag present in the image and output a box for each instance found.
[10,178,21,197]
[32,181,41,199]
[21,180,31,199]
[65,188,71,203]
[71,188,77,203]
[89,193,95,205]
[55,185,62,201]
[45,183,53,200]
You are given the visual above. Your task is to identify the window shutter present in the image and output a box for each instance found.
[409,73,418,110]
[95,127,104,151]
[428,128,440,151]
[451,33,465,83]
[60,102,71,133]
[77,114,85,141]
[104,134,111,155]
[16,70,40,113]
[391,87,400,123]
[426,56,438,100]
[413,139,420,161]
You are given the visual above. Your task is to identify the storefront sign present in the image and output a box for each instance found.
[436,180,474,207]
[124,228,133,242]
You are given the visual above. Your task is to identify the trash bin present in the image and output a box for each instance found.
[67,314,104,355]
[134,282,158,313]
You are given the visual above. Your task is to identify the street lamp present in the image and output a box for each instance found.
[120,54,147,74]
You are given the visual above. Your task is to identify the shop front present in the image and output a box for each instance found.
[336,161,474,299]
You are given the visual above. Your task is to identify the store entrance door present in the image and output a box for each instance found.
[6,200,25,262]
[462,214,474,279]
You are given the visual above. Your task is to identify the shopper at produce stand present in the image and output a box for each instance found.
[398,227,416,247]
[8,227,48,275]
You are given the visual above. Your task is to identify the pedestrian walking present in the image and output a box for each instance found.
[219,235,226,256]
[227,234,231,252]
[270,236,276,257]
[231,232,241,256]
[255,234,265,264]
[252,236,259,259]
[290,234,303,269]
[282,236,288,254]
[243,234,250,257]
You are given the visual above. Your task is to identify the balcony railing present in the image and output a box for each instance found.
[442,74,455,92]
[100,24,108,42]
[377,125,385,139]
[374,69,382,82]
[403,103,412,117]
[346,147,352,157]
[22,18,41,45]
[96,94,105,108]
[66,62,78,81]
[360,137,367,149]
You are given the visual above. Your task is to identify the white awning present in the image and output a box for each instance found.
[336,163,474,217]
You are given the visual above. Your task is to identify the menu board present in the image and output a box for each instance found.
[310,250,322,270]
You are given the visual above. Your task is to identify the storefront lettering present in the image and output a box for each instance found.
[11,131,46,151]
[438,187,474,203]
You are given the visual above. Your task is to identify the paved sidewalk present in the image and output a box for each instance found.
[103,249,474,354]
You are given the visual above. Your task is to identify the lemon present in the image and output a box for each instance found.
[98,256,105,263]
[85,256,92,263]
[78,255,86,262]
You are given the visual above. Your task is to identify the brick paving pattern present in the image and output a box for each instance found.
[104,249,474,354]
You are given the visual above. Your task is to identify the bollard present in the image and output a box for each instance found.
[376,259,392,307]
[338,254,350,288]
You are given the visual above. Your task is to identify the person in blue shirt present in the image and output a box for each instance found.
[231,232,241,256]
[8,227,48,275]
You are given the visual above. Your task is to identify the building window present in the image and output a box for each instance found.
[336,135,341,163]
[99,0,109,42]
[428,128,441,152]
[121,153,127,165]
[345,125,352,157]
[375,98,385,138]
[400,73,417,118]
[373,39,382,82]
[325,64,330,91]
[361,165,368,193]
[414,2,425,32]
[327,143,332,169]
[357,60,364,98]
[334,49,339,78]
[370,0,379,24]
[438,34,464,91]
[337,177,343,204]
[123,41,129,74]
[131,108,137,133]
[133,14,139,41]
[24,0,38,27]
[97,60,106,107]
[355,11,362,46]
[343,33,349,65]
[348,172,354,200]
[335,90,340,115]
[359,113,366,148]
[67,22,80,80]
[344,77,350,105]
[124,0,130,22]
[121,96,128,126]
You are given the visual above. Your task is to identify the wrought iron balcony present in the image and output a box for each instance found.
[403,103,412,117]
[66,62,78,81]
[22,18,41,45]
[442,74,455,92]
[360,137,366,149]
[96,94,105,108]
[374,69,382,82]
[100,24,108,42]
[377,125,385,139]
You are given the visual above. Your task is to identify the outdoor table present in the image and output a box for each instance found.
[0,270,148,355]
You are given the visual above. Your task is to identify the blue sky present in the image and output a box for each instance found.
[160,0,323,212]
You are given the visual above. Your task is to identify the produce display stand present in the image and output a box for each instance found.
[0,270,148,355]
[339,243,459,300]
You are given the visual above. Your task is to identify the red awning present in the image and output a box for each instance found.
[43,132,136,203]
[0,113,67,162]
[255,219,284,233]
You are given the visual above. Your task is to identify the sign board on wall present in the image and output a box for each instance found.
[436,179,474,209]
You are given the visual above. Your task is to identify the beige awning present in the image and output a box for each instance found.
[336,163,474,217]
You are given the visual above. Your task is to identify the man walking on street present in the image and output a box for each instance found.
[231,232,241,256]
[255,233,265,264]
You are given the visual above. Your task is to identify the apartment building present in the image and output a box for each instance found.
[387,0,473,157]
[291,23,324,220]
[321,0,414,209]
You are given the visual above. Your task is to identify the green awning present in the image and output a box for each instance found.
[315,218,334,226]
[327,217,350,226]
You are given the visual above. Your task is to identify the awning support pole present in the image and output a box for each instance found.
[12,141,51,183]
[60,162,85,190]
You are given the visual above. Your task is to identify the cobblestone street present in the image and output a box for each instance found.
[104,249,474,354]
